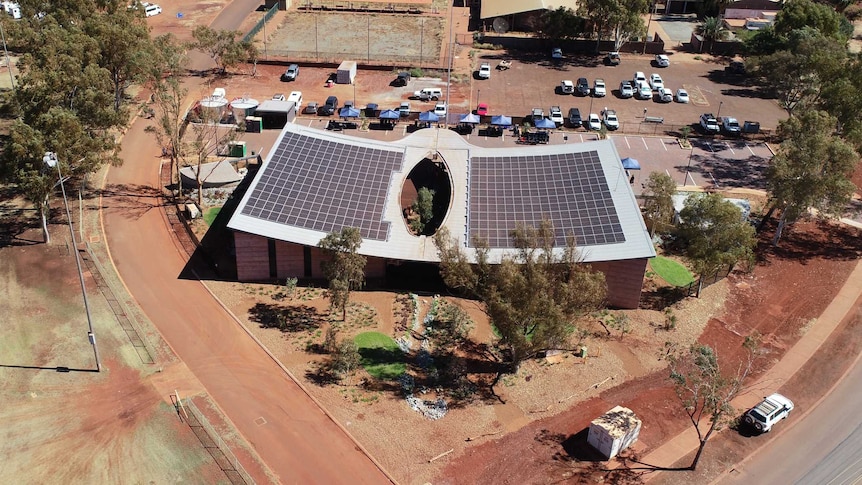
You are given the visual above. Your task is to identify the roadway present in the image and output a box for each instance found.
[719,356,862,485]
[100,3,392,483]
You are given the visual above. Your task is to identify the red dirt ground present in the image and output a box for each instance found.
[436,219,862,484]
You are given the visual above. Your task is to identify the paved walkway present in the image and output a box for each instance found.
[639,256,862,472]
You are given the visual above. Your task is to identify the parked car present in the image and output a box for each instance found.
[478,62,491,79]
[271,93,286,101]
[605,51,621,66]
[412,88,442,101]
[303,101,319,114]
[601,109,619,130]
[633,71,647,87]
[721,116,741,135]
[654,54,670,67]
[587,113,602,131]
[399,101,411,117]
[649,73,664,91]
[531,107,544,121]
[675,88,689,103]
[560,79,575,95]
[551,47,563,60]
[282,64,299,82]
[593,78,607,97]
[744,393,794,433]
[287,91,303,110]
[434,102,447,116]
[144,3,162,17]
[392,71,411,86]
[636,82,652,100]
[699,113,720,133]
[476,103,489,116]
[567,107,582,128]
[619,80,634,99]
[549,106,564,126]
[320,95,338,115]
[657,87,673,103]
[576,77,590,96]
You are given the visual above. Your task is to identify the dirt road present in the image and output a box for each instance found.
[101,115,392,484]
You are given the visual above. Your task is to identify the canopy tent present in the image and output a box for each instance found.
[419,111,439,122]
[490,115,512,127]
[621,157,641,170]
[339,106,360,118]
[534,118,556,129]
[379,109,400,119]
[460,113,481,124]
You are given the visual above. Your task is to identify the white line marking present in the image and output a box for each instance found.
[625,136,631,149]
[725,142,735,155]
[642,137,649,150]
[706,142,714,152]
[747,144,756,155]
[580,134,585,143]
[662,139,668,151]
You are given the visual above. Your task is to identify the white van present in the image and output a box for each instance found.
[287,91,303,111]
[144,3,162,17]
[412,87,442,101]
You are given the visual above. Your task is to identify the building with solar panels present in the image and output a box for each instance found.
[227,124,655,308]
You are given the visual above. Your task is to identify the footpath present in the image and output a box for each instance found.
[639,245,862,476]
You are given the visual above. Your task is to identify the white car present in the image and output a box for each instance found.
[619,81,634,99]
[676,88,689,103]
[143,2,162,16]
[434,103,447,116]
[478,63,491,79]
[593,78,606,97]
[549,106,564,126]
[587,113,601,131]
[633,71,647,87]
[287,91,303,110]
[655,54,670,67]
[744,393,794,433]
[636,82,652,100]
[649,73,664,91]
[601,109,619,130]
[561,79,575,94]
[657,88,673,103]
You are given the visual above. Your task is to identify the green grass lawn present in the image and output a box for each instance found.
[203,207,221,227]
[353,331,406,380]
[650,256,695,287]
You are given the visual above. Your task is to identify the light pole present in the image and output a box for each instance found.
[683,146,694,186]
[43,152,101,372]
[716,101,723,119]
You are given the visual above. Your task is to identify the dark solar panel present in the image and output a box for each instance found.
[240,132,403,241]
[468,151,625,248]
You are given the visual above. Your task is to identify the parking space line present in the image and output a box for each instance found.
[747,144,756,156]
[642,137,649,150]
[725,142,735,155]
[662,139,668,151]
[580,134,585,143]
[624,136,631,149]
[705,141,714,152]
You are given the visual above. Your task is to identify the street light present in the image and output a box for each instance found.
[43,152,101,372]
[716,101,723,119]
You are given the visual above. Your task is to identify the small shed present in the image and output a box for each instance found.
[587,406,641,460]
[254,99,297,129]
[337,60,357,84]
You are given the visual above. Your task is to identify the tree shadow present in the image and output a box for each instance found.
[756,219,862,263]
[98,183,165,220]
[248,302,324,332]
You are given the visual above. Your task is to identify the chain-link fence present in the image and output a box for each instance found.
[183,398,256,485]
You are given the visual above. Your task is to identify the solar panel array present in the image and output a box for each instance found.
[468,151,625,248]
[240,132,403,241]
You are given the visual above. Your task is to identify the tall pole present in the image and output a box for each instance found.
[420,18,424,67]
[44,153,101,372]
[445,3,454,126]
[643,1,654,55]
[262,9,268,61]
[367,15,370,63]
[716,101,723,119]
[0,19,14,91]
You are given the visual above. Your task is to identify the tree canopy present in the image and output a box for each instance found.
[318,228,367,320]
[765,110,857,244]
[190,26,257,75]
[675,193,757,276]
[641,172,677,236]
[434,221,606,370]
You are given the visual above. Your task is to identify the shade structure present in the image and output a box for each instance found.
[534,118,556,129]
[419,111,439,122]
[339,106,360,118]
[490,115,512,127]
[379,109,400,120]
[460,113,481,124]
[621,157,641,170]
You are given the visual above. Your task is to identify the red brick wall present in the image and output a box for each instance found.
[590,258,649,309]
[274,240,304,277]
[234,232,270,281]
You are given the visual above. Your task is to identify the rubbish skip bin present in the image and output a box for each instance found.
[228,141,247,157]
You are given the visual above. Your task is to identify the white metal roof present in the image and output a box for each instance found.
[227,123,655,265]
